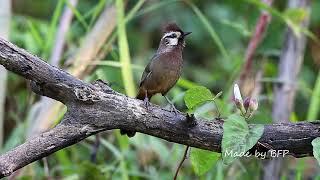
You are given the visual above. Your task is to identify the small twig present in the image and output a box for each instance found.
[173,146,189,180]
[238,0,273,91]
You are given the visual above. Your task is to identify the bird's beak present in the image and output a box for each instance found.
[183,31,192,37]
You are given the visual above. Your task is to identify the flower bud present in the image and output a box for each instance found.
[244,97,258,119]
[233,84,245,114]
[248,98,258,111]
[244,97,250,111]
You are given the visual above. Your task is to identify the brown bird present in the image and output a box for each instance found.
[121,23,191,137]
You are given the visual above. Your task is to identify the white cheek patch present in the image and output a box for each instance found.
[162,31,181,46]
[167,38,178,46]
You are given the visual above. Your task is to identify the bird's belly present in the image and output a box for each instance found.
[144,68,180,95]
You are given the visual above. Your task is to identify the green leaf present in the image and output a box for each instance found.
[222,114,264,164]
[190,148,220,176]
[184,86,213,110]
[312,137,320,165]
[283,8,307,25]
[307,71,320,121]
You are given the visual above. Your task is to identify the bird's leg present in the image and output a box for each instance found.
[164,96,178,115]
[144,93,150,110]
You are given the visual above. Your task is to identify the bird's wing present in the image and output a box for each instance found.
[139,54,157,87]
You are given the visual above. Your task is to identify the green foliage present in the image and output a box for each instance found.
[184,86,221,176]
[116,0,136,97]
[77,161,105,180]
[190,148,220,176]
[283,8,307,25]
[307,71,320,121]
[187,2,230,61]
[184,86,213,110]
[43,0,65,58]
[222,114,264,164]
[312,137,320,166]
[55,150,74,176]
[246,0,317,40]
[65,0,89,30]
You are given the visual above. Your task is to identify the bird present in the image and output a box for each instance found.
[120,23,191,137]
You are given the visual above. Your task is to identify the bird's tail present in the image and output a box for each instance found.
[136,88,146,100]
[120,89,147,137]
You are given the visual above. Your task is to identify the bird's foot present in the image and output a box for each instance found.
[170,104,179,115]
[170,105,181,120]
[164,96,179,118]
[143,96,150,110]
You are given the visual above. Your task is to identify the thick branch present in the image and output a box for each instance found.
[0,38,88,103]
[0,38,319,178]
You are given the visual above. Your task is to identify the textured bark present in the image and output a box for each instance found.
[0,38,320,178]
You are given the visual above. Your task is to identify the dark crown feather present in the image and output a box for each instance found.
[163,23,182,33]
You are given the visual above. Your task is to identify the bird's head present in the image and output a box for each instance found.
[160,23,191,47]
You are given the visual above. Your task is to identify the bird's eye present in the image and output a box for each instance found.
[165,34,177,39]
[169,34,177,38]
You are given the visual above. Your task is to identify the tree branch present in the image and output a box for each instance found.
[0,38,319,178]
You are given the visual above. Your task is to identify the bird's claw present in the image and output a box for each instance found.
[170,106,181,120]
[170,104,179,116]
[144,96,150,110]
[164,96,180,118]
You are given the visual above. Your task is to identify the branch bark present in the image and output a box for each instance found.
[0,38,319,178]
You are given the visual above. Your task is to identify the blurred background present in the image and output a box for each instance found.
[0,0,320,179]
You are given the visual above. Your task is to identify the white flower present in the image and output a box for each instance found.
[233,84,243,104]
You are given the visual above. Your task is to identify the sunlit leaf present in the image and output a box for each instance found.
[312,137,320,165]
[283,8,307,25]
[222,114,264,164]
[184,86,213,110]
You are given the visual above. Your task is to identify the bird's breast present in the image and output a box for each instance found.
[140,52,183,96]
